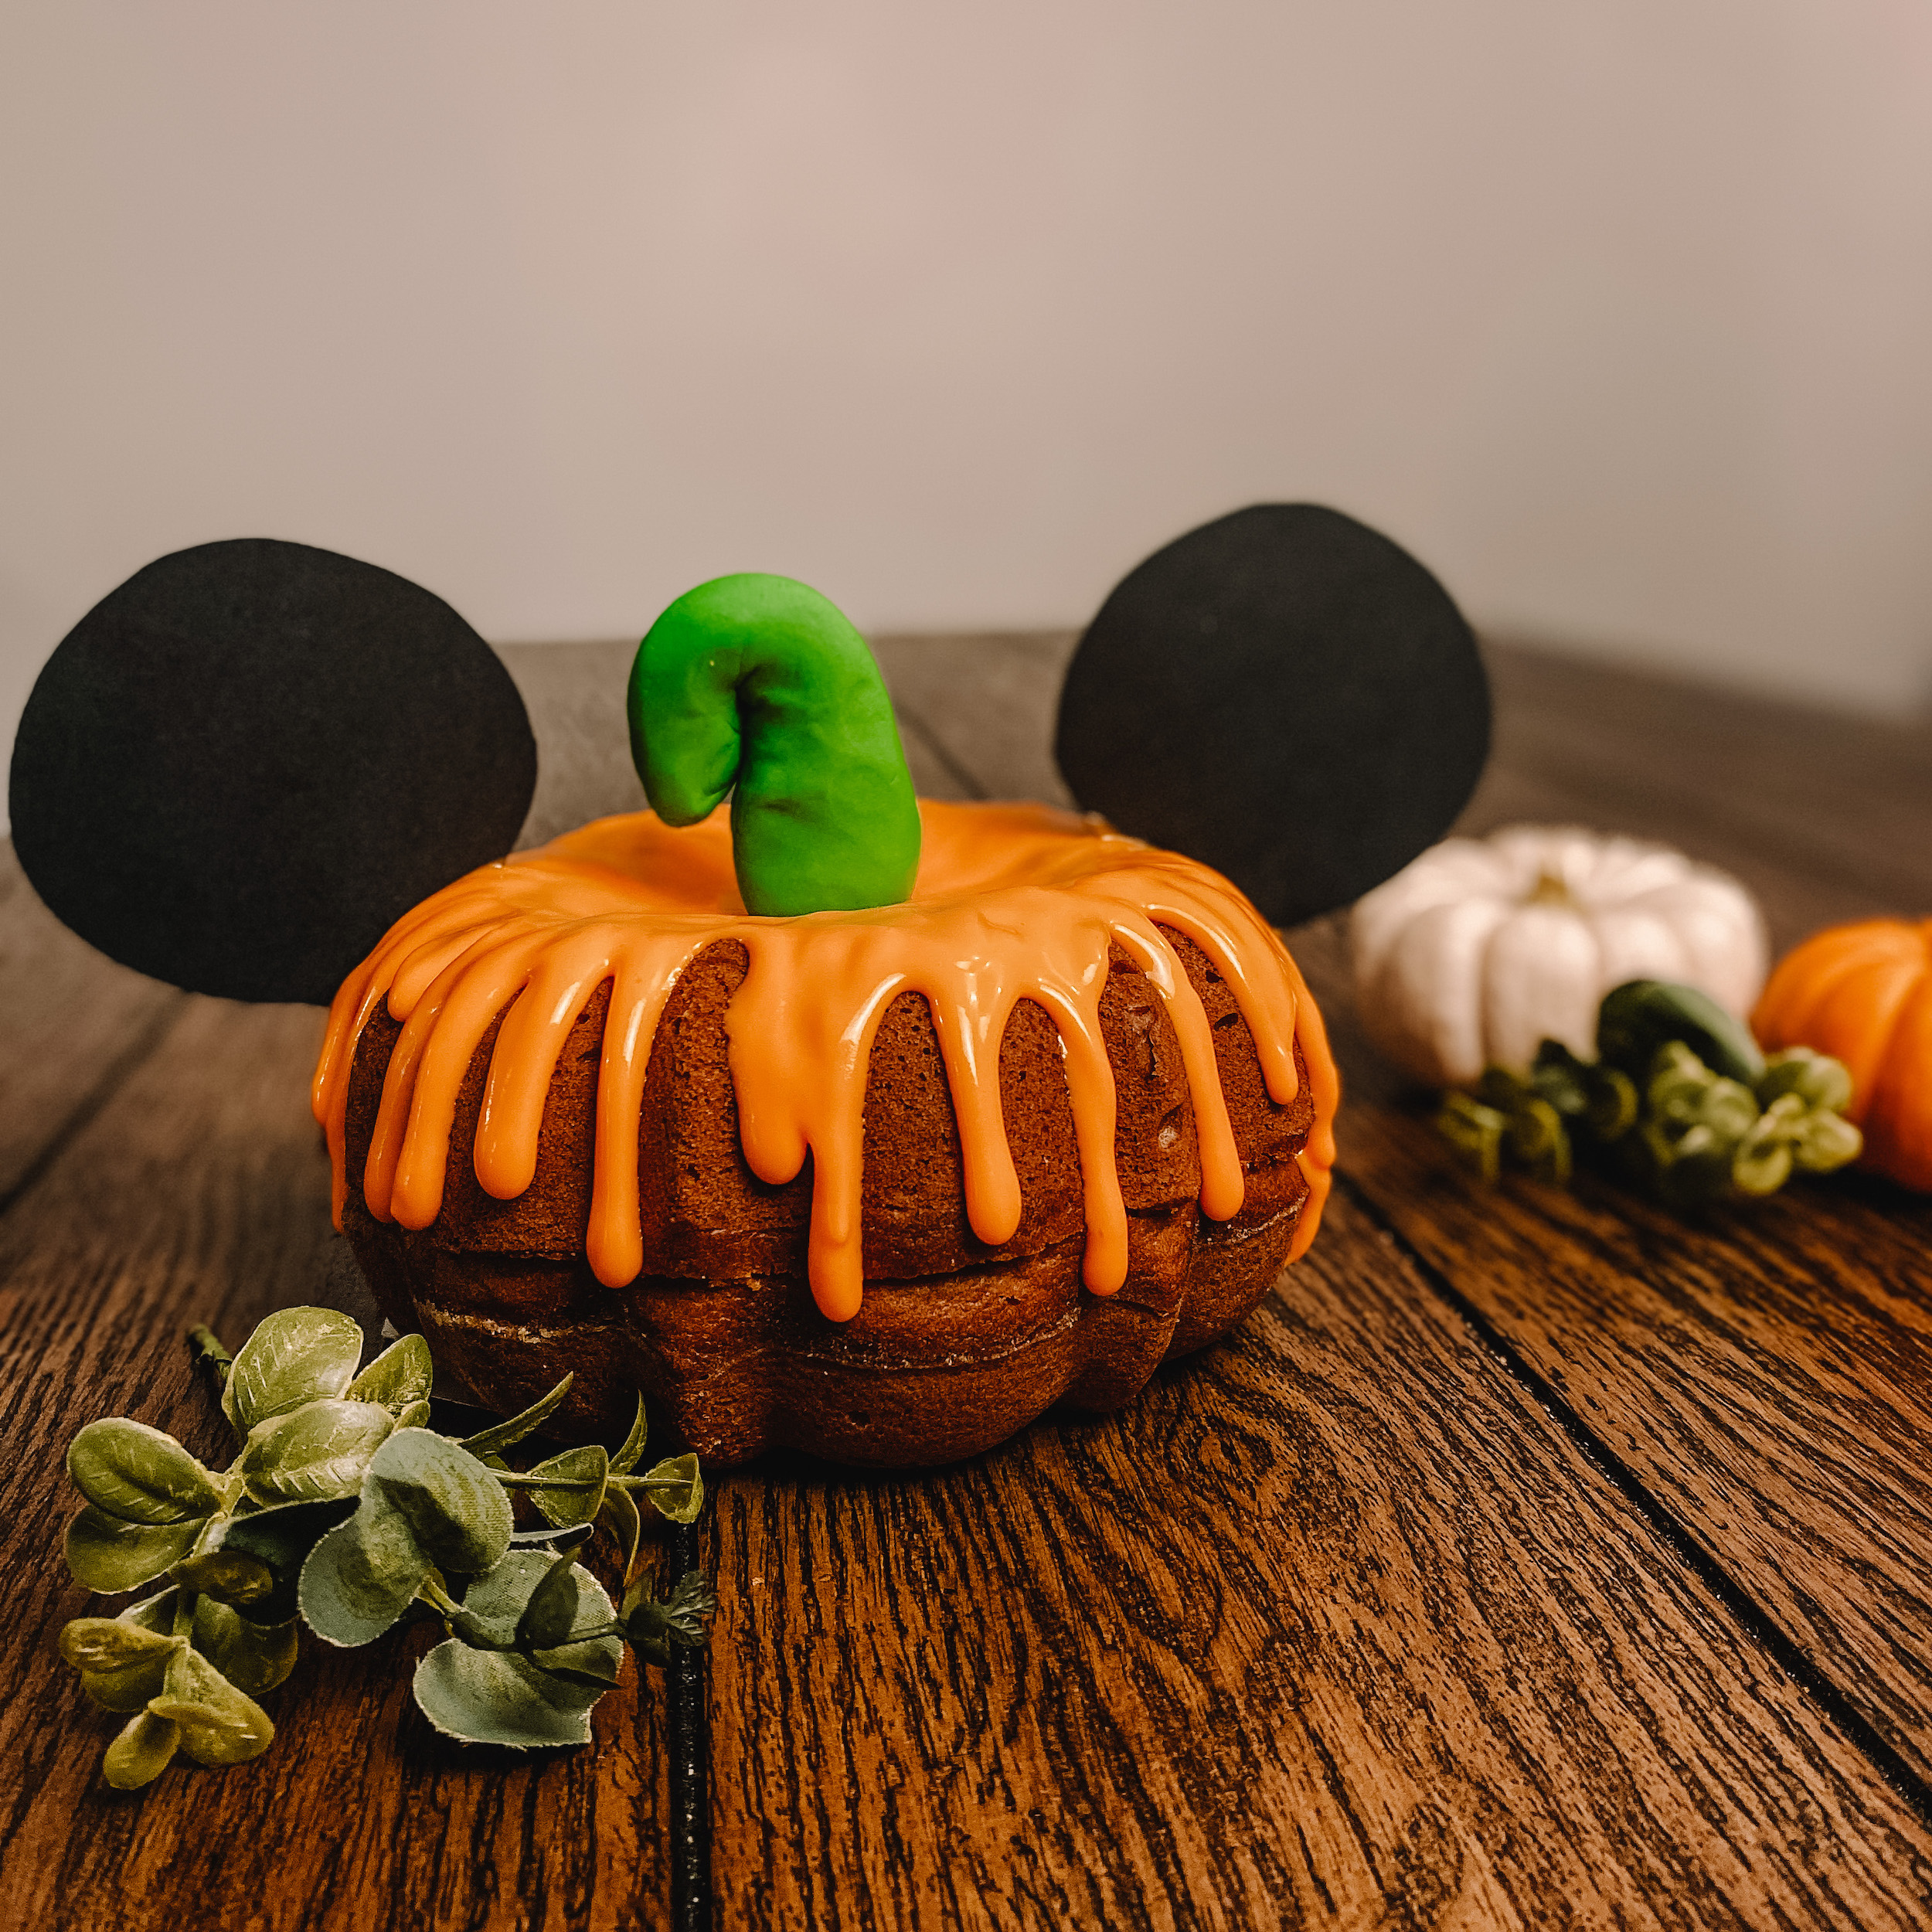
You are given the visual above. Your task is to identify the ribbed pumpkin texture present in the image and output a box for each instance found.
[1752,919,1932,1191]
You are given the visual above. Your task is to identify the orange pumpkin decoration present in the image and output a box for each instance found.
[1752,919,1932,1190]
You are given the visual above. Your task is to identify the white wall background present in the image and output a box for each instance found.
[5,0,1932,800]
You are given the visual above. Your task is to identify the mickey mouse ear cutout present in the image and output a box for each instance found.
[9,539,536,1005]
[1055,504,1490,927]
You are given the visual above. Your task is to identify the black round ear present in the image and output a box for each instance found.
[1055,503,1490,927]
[9,538,536,1005]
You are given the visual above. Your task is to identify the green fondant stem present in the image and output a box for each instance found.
[628,573,922,916]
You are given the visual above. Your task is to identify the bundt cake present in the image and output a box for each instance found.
[15,521,1501,1469]
[314,799,1338,1466]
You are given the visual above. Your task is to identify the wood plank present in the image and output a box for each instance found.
[706,1189,1932,1927]
[872,628,1932,943]
[0,842,182,1206]
[869,632,1077,808]
[0,995,675,1932]
[6,628,1926,1930]
[494,630,1932,1914]
[875,633,1932,1818]
[498,640,647,849]
[1482,642,1932,923]
[1295,915,1932,1793]
[1273,650,1932,1787]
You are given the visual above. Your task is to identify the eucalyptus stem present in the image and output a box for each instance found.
[492,1471,685,1492]
[187,1323,234,1391]
[417,1577,463,1619]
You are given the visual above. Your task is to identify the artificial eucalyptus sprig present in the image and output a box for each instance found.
[58,1307,713,1789]
[1437,977,1862,1209]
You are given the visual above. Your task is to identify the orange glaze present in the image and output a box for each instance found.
[312,800,1338,1323]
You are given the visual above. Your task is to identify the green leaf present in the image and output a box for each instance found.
[345,1333,435,1413]
[60,1616,183,1675]
[1475,1065,1532,1112]
[527,1445,610,1531]
[213,1495,358,1626]
[67,1420,222,1526]
[1794,1107,1862,1175]
[192,1597,299,1696]
[599,1487,642,1586]
[1582,1065,1641,1142]
[641,1453,704,1526]
[516,1553,583,1651]
[1597,979,1764,1086]
[186,1323,234,1389]
[123,1585,180,1633]
[507,1520,596,1553]
[454,1549,611,1650]
[447,1549,556,1650]
[1695,1077,1760,1143]
[1648,1042,1718,1133]
[103,1712,181,1789]
[527,1640,625,1695]
[395,1400,434,1431]
[68,1592,186,1711]
[1654,1124,1737,1209]
[665,1568,716,1643]
[609,1396,649,1476]
[368,1429,513,1575]
[65,1506,205,1594]
[623,1568,716,1665]
[169,1549,277,1607]
[298,1503,430,1647]
[413,1644,598,1747]
[458,1373,574,1457]
[1757,1046,1855,1116]
[414,1556,620,1744]
[82,1655,177,1715]
[1526,1040,1591,1110]
[223,1307,364,1437]
[1731,1134,1794,1197]
[1730,1092,1805,1197]
[242,1400,396,1504]
[149,1645,275,1767]
[1436,1091,1505,1182]
[1503,1095,1570,1185]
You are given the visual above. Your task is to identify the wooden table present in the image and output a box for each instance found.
[5,635,1932,1930]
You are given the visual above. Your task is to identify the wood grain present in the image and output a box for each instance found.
[0,995,675,1932]
[869,631,1077,810]
[706,1191,1932,1928]
[1287,645,1932,1792]
[7,631,1932,1930]
[1292,914,1932,1794]
[0,845,182,1206]
[1480,641,1932,927]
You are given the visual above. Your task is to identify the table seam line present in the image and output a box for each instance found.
[1330,1162,1932,1836]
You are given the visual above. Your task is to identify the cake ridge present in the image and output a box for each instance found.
[315,798,1338,1324]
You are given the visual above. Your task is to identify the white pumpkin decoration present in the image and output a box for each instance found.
[1349,825,1768,1087]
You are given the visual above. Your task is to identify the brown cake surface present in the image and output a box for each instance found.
[315,801,1338,1465]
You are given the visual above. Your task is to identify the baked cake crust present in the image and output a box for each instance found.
[318,801,1337,1466]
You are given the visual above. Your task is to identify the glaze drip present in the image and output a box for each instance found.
[313,801,1338,1322]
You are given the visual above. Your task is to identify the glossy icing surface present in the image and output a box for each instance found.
[313,801,1338,1322]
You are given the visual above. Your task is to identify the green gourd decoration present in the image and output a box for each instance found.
[627,573,923,917]
[1435,978,1862,1209]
